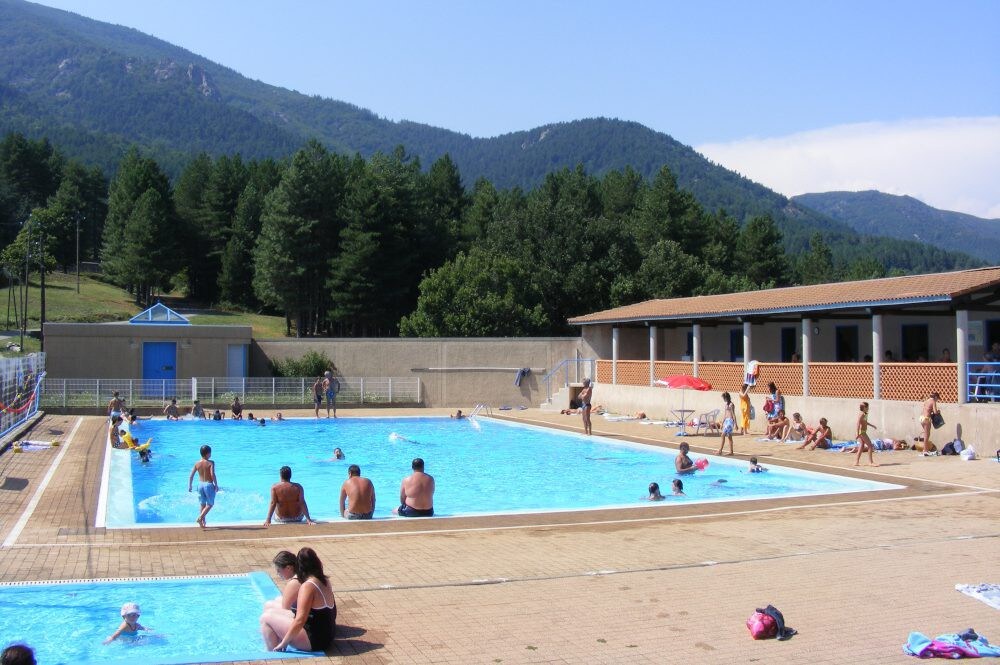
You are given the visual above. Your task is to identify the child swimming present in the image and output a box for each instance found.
[747,456,767,473]
[104,602,150,643]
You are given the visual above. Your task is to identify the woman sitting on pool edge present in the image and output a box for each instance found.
[261,547,336,653]
[263,550,301,616]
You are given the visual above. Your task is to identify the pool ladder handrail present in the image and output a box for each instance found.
[469,403,493,417]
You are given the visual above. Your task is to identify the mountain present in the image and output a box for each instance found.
[0,0,982,274]
[793,191,1000,264]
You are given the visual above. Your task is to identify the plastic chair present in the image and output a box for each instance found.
[694,409,721,435]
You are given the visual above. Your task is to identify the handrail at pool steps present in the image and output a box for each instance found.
[542,358,596,404]
[469,403,493,417]
[967,361,1000,402]
[37,376,422,409]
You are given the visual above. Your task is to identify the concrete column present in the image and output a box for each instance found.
[692,324,701,377]
[801,318,811,397]
[648,325,657,386]
[612,327,619,385]
[956,309,969,404]
[872,313,883,400]
[742,321,752,364]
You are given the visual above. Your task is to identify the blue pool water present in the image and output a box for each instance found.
[0,574,308,664]
[105,417,901,526]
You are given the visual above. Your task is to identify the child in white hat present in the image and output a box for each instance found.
[104,602,150,643]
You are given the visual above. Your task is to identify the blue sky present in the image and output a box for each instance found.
[33,0,1000,217]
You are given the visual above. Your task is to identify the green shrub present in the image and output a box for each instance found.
[270,350,333,378]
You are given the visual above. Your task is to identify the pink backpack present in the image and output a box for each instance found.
[746,611,777,639]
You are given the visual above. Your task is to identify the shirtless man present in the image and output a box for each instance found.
[323,370,340,418]
[797,417,833,450]
[339,464,376,519]
[108,416,124,448]
[108,391,125,420]
[578,378,594,435]
[264,466,314,526]
[312,377,324,418]
[187,445,218,528]
[674,442,697,474]
[163,398,180,420]
[396,457,434,517]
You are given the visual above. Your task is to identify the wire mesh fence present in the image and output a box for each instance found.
[0,353,45,439]
[39,376,421,409]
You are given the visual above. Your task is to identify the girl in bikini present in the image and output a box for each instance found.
[854,402,879,467]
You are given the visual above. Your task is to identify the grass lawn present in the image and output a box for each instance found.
[0,272,288,355]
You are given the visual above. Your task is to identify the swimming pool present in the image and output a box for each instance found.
[0,573,309,664]
[102,417,902,527]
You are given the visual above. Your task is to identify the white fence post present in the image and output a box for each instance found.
[96,379,100,407]
[388,378,393,403]
[272,377,276,404]
[360,378,365,404]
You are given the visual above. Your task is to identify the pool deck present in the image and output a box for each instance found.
[0,409,997,664]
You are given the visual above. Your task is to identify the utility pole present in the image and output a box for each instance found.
[76,213,81,293]
[39,238,46,353]
[21,219,29,351]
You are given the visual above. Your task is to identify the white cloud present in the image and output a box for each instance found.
[696,117,1000,219]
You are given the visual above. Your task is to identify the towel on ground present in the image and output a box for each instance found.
[904,629,1000,658]
[757,604,796,641]
[956,584,1000,611]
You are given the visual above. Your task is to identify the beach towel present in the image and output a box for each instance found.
[904,629,1000,658]
[956,584,1000,611]
[514,367,530,387]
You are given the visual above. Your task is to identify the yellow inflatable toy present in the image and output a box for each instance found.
[122,431,152,452]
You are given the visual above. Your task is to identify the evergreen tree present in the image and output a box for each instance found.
[101,148,177,301]
[218,183,264,308]
[797,232,835,285]
[736,215,790,287]
[254,141,346,335]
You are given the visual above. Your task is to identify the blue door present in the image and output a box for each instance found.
[143,342,177,382]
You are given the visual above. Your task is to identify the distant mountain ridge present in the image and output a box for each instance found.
[793,191,1000,264]
[0,0,982,274]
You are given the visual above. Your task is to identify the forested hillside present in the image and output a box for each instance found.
[794,191,1000,264]
[0,133,983,340]
[0,0,981,276]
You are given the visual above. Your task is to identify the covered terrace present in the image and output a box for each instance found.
[569,266,1000,405]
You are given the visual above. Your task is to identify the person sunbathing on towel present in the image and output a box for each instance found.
[797,418,833,449]
[765,410,790,440]
[780,412,807,443]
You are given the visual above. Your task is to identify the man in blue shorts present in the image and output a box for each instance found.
[323,370,340,418]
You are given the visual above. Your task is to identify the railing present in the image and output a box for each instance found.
[542,358,597,403]
[596,359,966,403]
[39,377,422,409]
[968,362,1000,402]
[0,357,45,441]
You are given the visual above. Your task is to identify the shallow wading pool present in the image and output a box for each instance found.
[102,417,902,527]
[0,574,312,664]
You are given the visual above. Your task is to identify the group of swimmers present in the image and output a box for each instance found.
[646,443,767,500]
[185,442,436,527]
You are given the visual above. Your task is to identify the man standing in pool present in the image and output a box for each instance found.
[578,378,594,435]
[395,457,434,517]
[340,464,376,519]
[188,444,218,528]
[264,466,315,525]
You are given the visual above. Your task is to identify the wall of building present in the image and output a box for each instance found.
[252,337,584,408]
[43,323,252,378]
[582,313,994,363]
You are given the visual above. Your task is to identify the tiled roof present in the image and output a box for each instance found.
[569,266,1000,325]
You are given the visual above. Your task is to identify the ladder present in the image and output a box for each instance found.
[469,403,493,418]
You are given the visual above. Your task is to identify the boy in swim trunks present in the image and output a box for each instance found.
[188,445,218,528]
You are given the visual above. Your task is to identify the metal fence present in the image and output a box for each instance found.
[39,377,422,409]
[968,361,1000,402]
[0,353,45,439]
